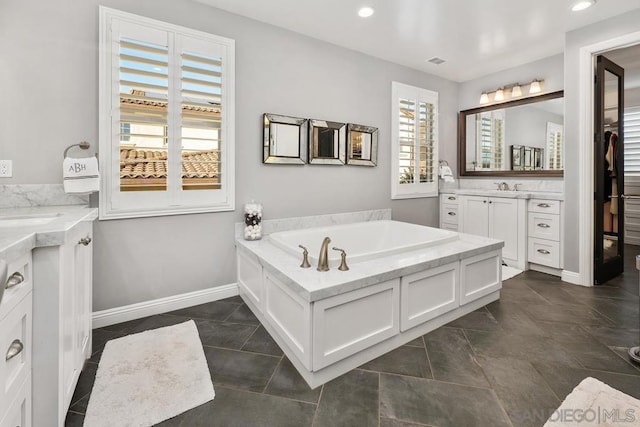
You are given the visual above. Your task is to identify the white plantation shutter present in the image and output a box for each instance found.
[99,7,235,219]
[546,122,563,170]
[392,82,439,199]
[624,107,640,175]
[476,110,505,170]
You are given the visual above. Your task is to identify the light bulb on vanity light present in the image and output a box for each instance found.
[479,92,489,104]
[529,80,542,94]
[494,88,504,101]
[511,84,522,97]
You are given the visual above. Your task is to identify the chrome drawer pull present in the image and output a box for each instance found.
[5,339,23,361]
[78,236,92,246]
[448,212,457,216]
[537,249,551,255]
[537,203,551,208]
[537,223,551,228]
[447,196,456,200]
[5,272,24,290]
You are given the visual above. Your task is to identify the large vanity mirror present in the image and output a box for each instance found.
[459,90,564,177]
[263,113,308,164]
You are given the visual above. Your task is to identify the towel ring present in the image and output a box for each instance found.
[439,160,449,166]
[63,141,91,159]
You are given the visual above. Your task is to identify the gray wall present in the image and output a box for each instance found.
[0,0,458,310]
[564,9,640,274]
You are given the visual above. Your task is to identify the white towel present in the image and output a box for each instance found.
[439,165,455,183]
[63,156,100,194]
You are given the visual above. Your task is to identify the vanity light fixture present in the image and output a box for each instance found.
[511,84,522,98]
[571,0,596,12]
[358,6,375,17]
[529,79,542,94]
[478,79,544,104]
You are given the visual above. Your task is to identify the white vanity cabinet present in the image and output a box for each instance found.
[0,251,33,427]
[459,195,527,269]
[527,199,563,272]
[439,193,459,231]
[32,220,94,427]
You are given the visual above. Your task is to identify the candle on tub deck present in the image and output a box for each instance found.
[244,202,263,240]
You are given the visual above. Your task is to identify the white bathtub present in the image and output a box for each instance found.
[269,220,459,264]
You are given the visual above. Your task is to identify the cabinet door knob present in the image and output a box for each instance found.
[483,200,487,204]
[5,272,24,290]
[448,211,457,216]
[537,203,551,208]
[5,339,24,361]
[489,201,493,204]
[78,236,92,246]
[537,249,551,255]
[537,223,551,228]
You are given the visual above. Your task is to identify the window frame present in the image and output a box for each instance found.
[99,7,235,220]
[391,81,439,199]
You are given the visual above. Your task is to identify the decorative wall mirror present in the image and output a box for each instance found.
[263,113,307,164]
[308,119,346,165]
[459,90,564,177]
[346,124,378,166]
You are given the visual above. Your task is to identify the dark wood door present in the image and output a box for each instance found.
[594,55,625,285]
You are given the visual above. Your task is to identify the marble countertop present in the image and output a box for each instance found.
[237,231,504,302]
[443,188,564,201]
[0,205,98,262]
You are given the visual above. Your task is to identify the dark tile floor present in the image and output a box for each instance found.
[66,251,640,427]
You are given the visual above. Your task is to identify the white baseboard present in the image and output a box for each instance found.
[92,283,239,329]
[561,270,588,286]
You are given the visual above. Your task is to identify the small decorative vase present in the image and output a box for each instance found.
[244,202,263,240]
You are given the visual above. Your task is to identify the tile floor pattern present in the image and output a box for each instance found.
[66,250,640,427]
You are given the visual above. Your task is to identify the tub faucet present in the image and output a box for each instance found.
[317,237,331,271]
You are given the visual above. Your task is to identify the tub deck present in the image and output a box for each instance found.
[236,221,503,388]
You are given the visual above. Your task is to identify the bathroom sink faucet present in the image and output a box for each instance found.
[494,182,510,191]
[317,237,331,271]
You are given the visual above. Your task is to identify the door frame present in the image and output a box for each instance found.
[578,31,640,286]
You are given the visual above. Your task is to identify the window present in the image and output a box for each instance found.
[391,82,438,199]
[476,110,505,170]
[624,107,640,175]
[99,7,235,219]
[546,122,563,170]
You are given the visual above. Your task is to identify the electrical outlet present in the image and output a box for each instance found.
[0,160,13,178]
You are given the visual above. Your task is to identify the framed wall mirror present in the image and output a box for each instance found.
[459,90,564,177]
[347,124,378,166]
[308,119,346,165]
[263,113,308,164]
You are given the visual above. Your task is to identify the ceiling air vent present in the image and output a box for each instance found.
[427,57,446,65]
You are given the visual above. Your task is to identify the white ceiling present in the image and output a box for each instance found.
[194,0,640,82]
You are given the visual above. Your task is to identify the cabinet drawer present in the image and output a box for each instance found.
[441,193,458,203]
[0,252,32,321]
[528,238,560,268]
[528,199,560,214]
[0,293,32,418]
[528,212,560,241]
[0,374,31,427]
[441,205,458,225]
[441,223,459,232]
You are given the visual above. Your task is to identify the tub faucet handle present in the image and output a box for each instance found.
[298,245,311,268]
[332,247,349,271]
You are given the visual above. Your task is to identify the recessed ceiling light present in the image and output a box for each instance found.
[358,6,374,18]
[571,0,596,12]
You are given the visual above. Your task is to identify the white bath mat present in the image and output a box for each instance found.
[84,320,214,427]
[544,377,640,426]
[502,265,523,281]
